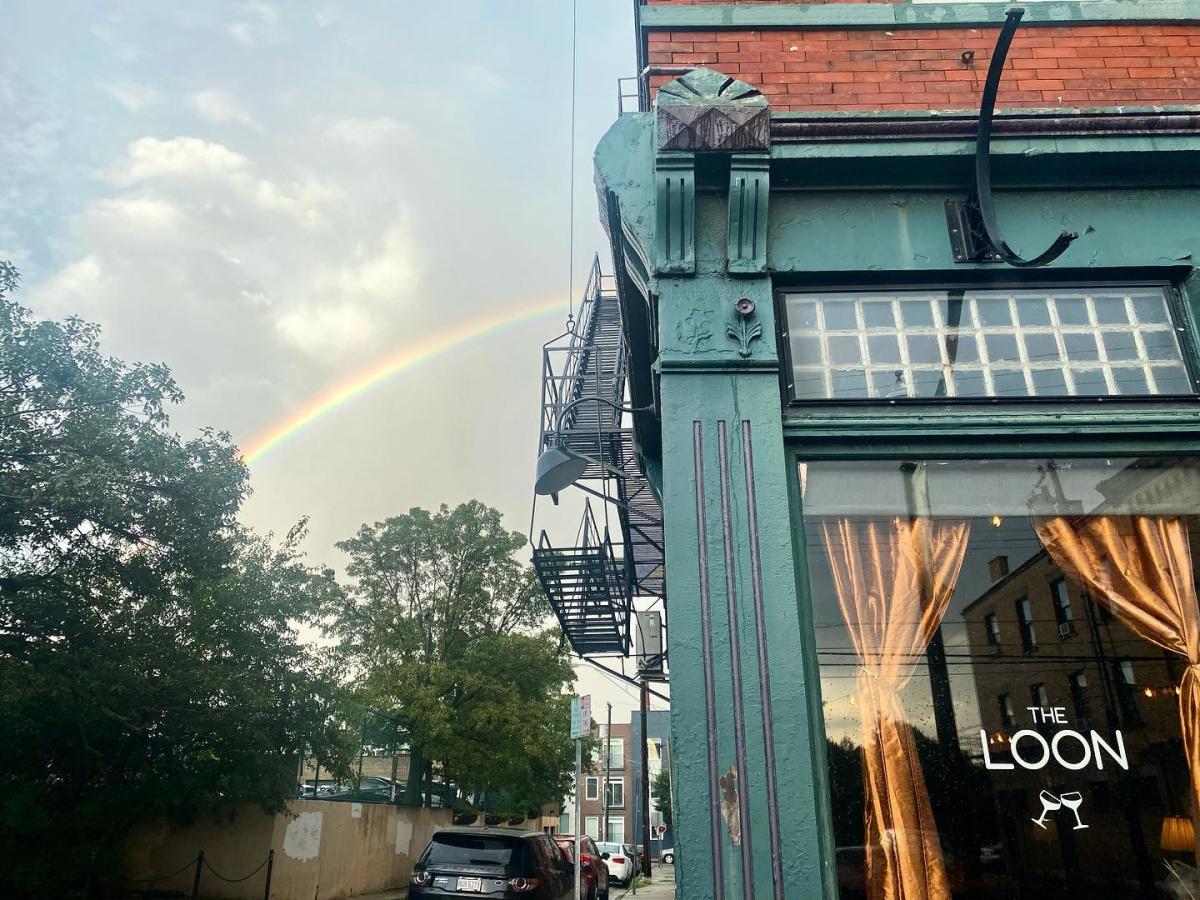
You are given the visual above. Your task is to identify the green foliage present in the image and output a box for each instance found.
[328,502,576,814]
[652,768,672,829]
[0,269,351,896]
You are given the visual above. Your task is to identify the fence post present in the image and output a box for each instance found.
[263,849,274,900]
[191,850,204,900]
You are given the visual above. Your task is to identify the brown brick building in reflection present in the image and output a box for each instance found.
[962,541,1191,884]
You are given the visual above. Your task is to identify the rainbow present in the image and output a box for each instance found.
[240,296,566,465]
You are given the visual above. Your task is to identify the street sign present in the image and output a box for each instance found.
[571,694,591,739]
[656,823,666,836]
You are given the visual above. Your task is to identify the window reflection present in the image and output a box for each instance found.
[803,457,1200,899]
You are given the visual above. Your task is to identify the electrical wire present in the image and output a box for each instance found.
[566,0,578,327]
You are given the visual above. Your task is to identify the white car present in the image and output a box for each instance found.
[595,842,636,885]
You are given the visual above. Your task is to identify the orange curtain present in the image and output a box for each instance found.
[822,517,970,900]
[1034,514,1200,854]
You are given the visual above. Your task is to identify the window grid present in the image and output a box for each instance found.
[786,287,1192,402]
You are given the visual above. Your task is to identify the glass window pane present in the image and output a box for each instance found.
[992,369,1028,397]
[1142,329,1183,361]
[787,299,819,330]
[1102,331,1138,362]
[948,333,979,364]
[1063,332,1099,362]
[867,334,901,365]
[862,301,895,329]
[1153,365,1192,395]
[790,335,822,365]
[822,299,858,330]
[906,334,942,365]
[911,370,945,398]
[975,297,1012,327]
[827,336,861,366]
[984,333,1020,363]
[900,300,935,328]
[800,456,1200,900]
[1055,297,1090,326]
[1132,293,1168,324]
[830,370,868,399]
[1023,333,1059,364]
[1015,295,1052,327]
[1093,295,1129,325]
[952,369,987,397]
[1113,367,1149,395]
[1031,368,1068,396]
[792,369,827,401]
[1073,368,1109,395]
[870,370,905,399]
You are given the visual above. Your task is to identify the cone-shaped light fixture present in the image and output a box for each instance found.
[534,444,590,496]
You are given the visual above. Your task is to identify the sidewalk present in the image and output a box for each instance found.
[612,864,676,900]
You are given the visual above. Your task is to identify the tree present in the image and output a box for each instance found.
[328,501,577,813]
[0,266,351,896]
[652,769,672,829]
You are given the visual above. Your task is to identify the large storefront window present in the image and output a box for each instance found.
[800,457,1200,899]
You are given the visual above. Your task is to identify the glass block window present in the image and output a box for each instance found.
[783,287,1195,401]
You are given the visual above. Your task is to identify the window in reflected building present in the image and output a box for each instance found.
[801,457,1200,899]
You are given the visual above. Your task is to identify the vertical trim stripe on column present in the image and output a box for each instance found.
[692,421,725,900]
[742,420,784,900]
[716,420,755,898]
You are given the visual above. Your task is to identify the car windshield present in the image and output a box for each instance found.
[423,833,527,873]
[596,843,622,855]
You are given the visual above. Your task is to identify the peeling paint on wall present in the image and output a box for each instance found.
[283,811,323,861]
[719,767,741,846]
[395,817,413,856]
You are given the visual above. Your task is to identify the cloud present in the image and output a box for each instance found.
[325,116,412,149]
[109,136,248,183]
[191,89,259,130]
[227,1,281,48]
[99,81,162,113]
[28,133,425,448]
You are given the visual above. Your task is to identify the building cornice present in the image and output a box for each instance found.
[640,1,1200,32]
[771,107,1200,144]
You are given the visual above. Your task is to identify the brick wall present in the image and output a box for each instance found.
[646,17,1200,111]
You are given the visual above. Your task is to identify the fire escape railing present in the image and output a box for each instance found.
[531,256,664,658]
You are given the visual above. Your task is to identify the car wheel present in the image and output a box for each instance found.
[662,852,674,865]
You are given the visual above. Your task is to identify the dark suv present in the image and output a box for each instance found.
[410,827,574,898]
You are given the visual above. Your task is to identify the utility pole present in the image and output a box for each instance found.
[602,703,612,844]
[640,680,652,878]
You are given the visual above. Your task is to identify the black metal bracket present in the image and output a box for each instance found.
[947,7,1078,267]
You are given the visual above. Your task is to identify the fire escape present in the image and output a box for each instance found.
[531,257,664,658]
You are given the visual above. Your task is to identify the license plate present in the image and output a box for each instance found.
[457,876,482,892]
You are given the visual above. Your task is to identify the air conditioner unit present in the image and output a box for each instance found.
[1058,622,1074,638]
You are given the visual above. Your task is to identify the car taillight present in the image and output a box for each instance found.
[410,869,431,886]
[509,876,540,892]
[613,856,626,864]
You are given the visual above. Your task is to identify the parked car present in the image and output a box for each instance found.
[634,844,648,874]
[660,849,675,865]
[410,827,575,899]
[554,834,610,900]
[594,842,636,886]
[304,776,404,803]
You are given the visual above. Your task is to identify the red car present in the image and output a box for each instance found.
[554,835,610,900]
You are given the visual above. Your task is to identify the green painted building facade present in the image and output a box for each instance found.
[591,4,1200,898]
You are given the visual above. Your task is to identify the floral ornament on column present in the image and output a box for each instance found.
[727,297,762,358]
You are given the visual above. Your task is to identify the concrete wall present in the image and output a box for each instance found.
[124,800,452,899]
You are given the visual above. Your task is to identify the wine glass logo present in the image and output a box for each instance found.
[1032,790,1088,830]
[1032,790,1061,830]
[1060,792,1088,830]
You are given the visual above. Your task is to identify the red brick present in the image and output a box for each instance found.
[1127,67,1175,77]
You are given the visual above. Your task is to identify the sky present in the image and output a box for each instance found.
[2,0,655,718]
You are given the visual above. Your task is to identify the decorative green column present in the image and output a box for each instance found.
[596,69,832,899]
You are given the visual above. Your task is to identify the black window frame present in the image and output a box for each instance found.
[1016,596,1037,653]
[776,277,1200,409]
